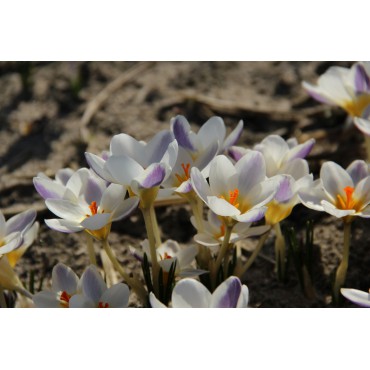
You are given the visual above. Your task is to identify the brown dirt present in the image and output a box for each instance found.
[1,61,369,307]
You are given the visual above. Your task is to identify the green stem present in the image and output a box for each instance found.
[140,205,160,295]
[235,229,270,278]
[102,238,147,303]
[274,222,286,281]
[333,221,352,303]
[0,285,7,308]
[364,135,370,163]
[211,223,233,290]
[85,232,97,266]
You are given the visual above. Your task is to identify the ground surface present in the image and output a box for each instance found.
[1,61,369,307]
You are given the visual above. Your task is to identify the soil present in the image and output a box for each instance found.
[1,61,369,308]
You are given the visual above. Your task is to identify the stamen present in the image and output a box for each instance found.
[175,163,191,184]
[219,189,240,209]
[163,252,172,260]
[336,186,356,210]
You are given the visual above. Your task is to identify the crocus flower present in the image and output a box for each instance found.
[191,152,277,224]
[192,210,270,252]
[33,263,80,308]
[69,265,130,308]
[298,160,370,220]
[171,115,243,156]
[0,209,37,258]
[341,287,370,307]
[302,62,370,117]
[85,130,178,197]
[131,239,206,277]
[42,170,139,240]
[149,275,249,308]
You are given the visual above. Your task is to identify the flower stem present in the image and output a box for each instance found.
[364,135,370,163]
[211,223,233,290]
[0,285,7,308]
[102,238,147,303]
[140,205,161,295]
[235,229,270,278]
[333,221,352,304]
[85,232,97,266]
[274,222,286,281]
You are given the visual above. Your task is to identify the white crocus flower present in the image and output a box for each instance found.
[341,287,370,307]
[302,61,370,117]
[85,130,178,197]
[131,239,206,278]
[171,115,244,156]
[33,263,80,308]
[192,210,270,252]
[298,160,370,220]
[41,170,139,240]
[70,265,130,308]
[191,152,277,224]
[150,275,249,308]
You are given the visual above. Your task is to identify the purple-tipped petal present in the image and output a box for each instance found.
[5,209,36,235]
[234,207,267,223]
[52,263,79,294]
[347,160,370,185]
[137,163,166,189]
[55,168,75,186]
[175,179,193,193]
[85,177,105,205]
[286,138,315,162]
[45,218,84,233]
[222,120,244,151]
[80,265,107,303]
[33,177,65,200]
[353,64,370,95]
[211,276,242,308]
[227,146,248,162]
[302,81,334,104]
[274,176,294,203]
[171,115,196,151]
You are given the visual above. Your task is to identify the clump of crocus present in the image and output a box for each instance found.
[299,159,370,303]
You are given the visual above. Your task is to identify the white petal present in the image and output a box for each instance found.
[5,209,36,235]
[237,285,249,308]
[341,288,370,307]
[100,184,126,213]
[45,218,84,233]
[33,177,66,200]
[45,199,85,222]
[66,168,90,198]
[354,117,370,136]
[69,294,95,308]
[0,232,22,255]
[100,283,130,308]
[111,196,139,222]
[52,263,79,294]
[234,207,266,223]
[194,233,220,247]
[321,200,356,218]
[32,291,63,308]
[190,167,212,204]
[353,176,370,209]
[80,213,111,230]
[172,279,212,308]
[321,162,353,201]
[80,265,107,303]
[347,160,370,185]
[207,196,240,217]
[209,155,237,196]
[110,133,145,162]
[222,120,244,152]
[198,117,226,151]
[85,153,116,183]
[149,292,167,308]
[105,155,143,185]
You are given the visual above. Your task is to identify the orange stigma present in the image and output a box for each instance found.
[220,189,240,208]
[175,163,191,184]
[98,302,109,308]
[336,186,356,210]
[59,291,71,308]
[89,201,98,215]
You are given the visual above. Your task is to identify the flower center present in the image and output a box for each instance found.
[175,163,191,184]
[98,301,110,308]
[59,291,71,308]
[336,186,356,210]
[344,94,370,117]
[220,189,240,208]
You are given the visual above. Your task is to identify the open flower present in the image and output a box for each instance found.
[131,239,206,277]
[192,210,270,252]
[191,152,277,224]
[302,62,370,117]
[341,287,370,307]
[42,171,139,240]
[33,263,80,308]
[298,160,370,221]
[69,265,130,308]
[150,275,249,308]
[85,130,178,197]
[171,115,244,156]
